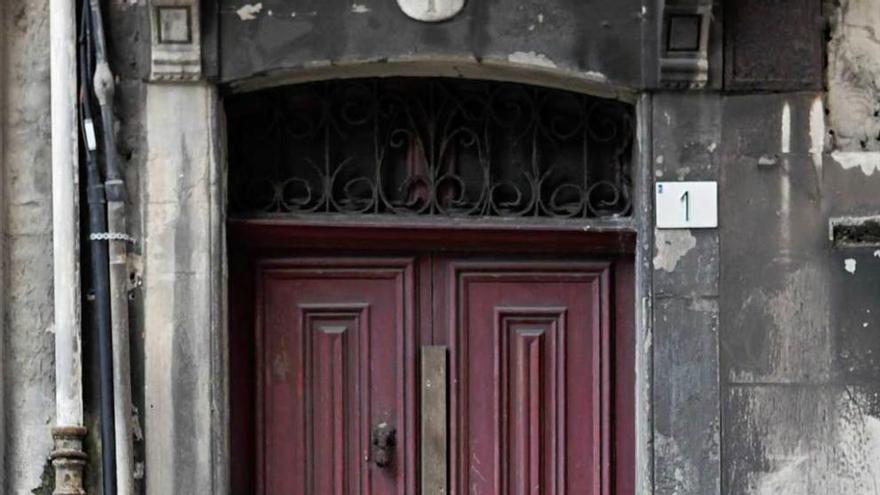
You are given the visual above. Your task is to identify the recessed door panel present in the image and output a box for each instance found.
[441,261,611,495]
[257,259,417,495]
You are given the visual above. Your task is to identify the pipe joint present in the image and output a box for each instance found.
[105,179,127,203]
[51,426,88,495]
[93,61,115,107]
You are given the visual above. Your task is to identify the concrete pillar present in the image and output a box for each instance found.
[142,82,227,495]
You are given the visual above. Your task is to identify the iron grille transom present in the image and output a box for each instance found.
[226,78,635,219]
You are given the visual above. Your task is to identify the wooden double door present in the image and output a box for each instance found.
[232,232,634,495]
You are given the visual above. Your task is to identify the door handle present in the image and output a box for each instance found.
[371,422,396,468]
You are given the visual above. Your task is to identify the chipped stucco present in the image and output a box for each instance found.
[2,0,57,491]
[832,151,880,176]
[846,258,858,273]
[235,2,262,21]
[351,3,370,13]
[729,388,880,495]
[506,51,557,69]
[653,229,697,272]
[827,0,880,151]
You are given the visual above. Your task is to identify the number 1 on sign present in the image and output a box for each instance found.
[680,190,690,221]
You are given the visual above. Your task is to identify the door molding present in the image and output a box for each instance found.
[228,219,636,255]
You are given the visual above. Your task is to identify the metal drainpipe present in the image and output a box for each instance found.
[80,2,117,493]
[87,0,135,492]
[51,0,87,490]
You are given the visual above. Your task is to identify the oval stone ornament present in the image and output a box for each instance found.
[397,0,465,22]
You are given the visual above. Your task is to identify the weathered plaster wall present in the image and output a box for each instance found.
[719,94,880,494]
[0,0,6,488]
[652,93,721,495]
[216,0,653,94]
[827,0,880,151]
[1,0,57,492]
[141,82,225,495]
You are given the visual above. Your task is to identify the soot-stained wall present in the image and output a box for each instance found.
[719,93,880,494]
[3,0,880,494]
[215,0,653,91]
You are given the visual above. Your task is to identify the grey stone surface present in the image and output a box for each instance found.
[217,0,653,92]
[651,93,721,495]
[652,93,722,297]
[724,385,880,495]
[142,83,224,495]
[653,296,720,495]
[832,249,880,385]
[720,94,833,385]
[2,0,57,492]
[718,80,880,493]
[827,0,880,151]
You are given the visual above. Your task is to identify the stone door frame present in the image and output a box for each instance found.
[140,66,655,495]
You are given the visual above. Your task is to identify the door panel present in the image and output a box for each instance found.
[440,260,611,495]
[257,259,417,495]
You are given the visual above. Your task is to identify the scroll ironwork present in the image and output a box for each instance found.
[227,78,635,219]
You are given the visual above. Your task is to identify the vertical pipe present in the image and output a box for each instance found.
[81,1,116,492]
[50,0,87,491]
[0,0,6,490]
[88,0,133,491]
[53,0,82,436]
[108,198,135,495]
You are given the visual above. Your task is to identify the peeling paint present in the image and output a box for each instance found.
[752,455,810,495]
[758,155,779,167]
[734,388,880,495]
[846,258,858,274]
[832,151,880,176]
[828,0,880,151]
[655,433,697,494]
[507,51,557,69]
[235,2,263,21]
[584,70,607,82]
[654,229,697,272]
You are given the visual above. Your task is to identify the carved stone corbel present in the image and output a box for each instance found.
[659,1,712,89]
[148,0,201,82]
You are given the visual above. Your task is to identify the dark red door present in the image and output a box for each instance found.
[251,252,629,495]
[435,259,612,495]
[257,258,418,494]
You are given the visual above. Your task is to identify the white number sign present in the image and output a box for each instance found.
[655,181,717,229]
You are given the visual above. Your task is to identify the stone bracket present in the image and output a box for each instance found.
[148,0,202,82]
[659,1,712,89]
